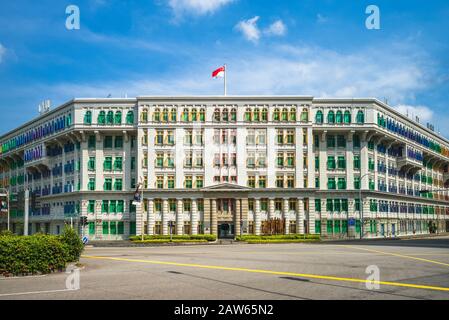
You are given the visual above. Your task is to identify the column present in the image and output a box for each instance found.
[255,198,261,235]
[135,202,144,236]
[319,131,327,189]
[295,128,303,188]
[297,198,304,234]
[191,199,198,235]
[308,198,316,234]
[176,198,183,235]
[123,131,132,191]
[283,198,290,234]
[307,127,315,187]
[147,199,155,235]
[234,199,241,236]
[268,198,275,220]
[203,198,211,234]
[211,198,217,235]
[267,127,276,187]
[360,131,369,190]
[346,131,354,190]
[162,198,169,235]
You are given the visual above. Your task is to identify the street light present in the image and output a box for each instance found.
[0,188,10,232]
[359,173,371,240]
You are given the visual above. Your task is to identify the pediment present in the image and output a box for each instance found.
[202,183,252,191]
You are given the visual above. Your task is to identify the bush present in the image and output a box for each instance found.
[59,226,84,262]
[129,234,216,242]
[0,227,84,276]
[0,230,14,237]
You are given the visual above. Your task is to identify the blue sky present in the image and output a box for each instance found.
[0,0,448,136]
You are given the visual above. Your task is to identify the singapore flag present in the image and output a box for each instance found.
[212,65,225,78]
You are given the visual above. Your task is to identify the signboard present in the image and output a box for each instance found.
[82,236,89,245]
[348,218,356,227]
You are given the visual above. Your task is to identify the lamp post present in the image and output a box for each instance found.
[0,188,10,231]
[359,173,371,239]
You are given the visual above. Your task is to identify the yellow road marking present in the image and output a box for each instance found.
[339,245,449,268]
[82,255,449,293]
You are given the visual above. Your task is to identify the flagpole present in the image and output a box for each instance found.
[224,64,227,96]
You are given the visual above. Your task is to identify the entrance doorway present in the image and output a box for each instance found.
[218,223,235,239]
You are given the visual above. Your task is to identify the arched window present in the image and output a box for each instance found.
[273,108,280,121]
[253,108,260,122]
[315,110,323,124]
[98,111,106,125]
[327,110,335,124]
[356,110,365,124]
[281,108,288,121]
[262,108,268,121]
[66,114,72,127]
[141,109,148,122]
[200,108,205,122]
[214,108,221,122]
[245,108,252,122]
[300,108,308,122]
[170,108,177,122]
[84,111,92,124]
[191,108,197,121]
[230,108,237,122]
[126,111,134,124]
[222,108,229,122]
[153,108,160,122]
[114,111,122,124]
[336,110,343,124]
[344,110,351,124]
[290,108,297,122]
[106,111,114,124]
[162,108,169,122]
[182,108,190,122]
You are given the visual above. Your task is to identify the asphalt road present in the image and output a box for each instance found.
[2,237,449,300]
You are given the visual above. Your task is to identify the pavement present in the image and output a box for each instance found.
[1,237,449,300]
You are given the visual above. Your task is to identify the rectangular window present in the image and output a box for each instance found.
[276,175,284,188]
[104,136,113,149]
[104,178,112,191]
[109,200,117,213]
[102,200,109,213]
[103,157,112,171]
[338,178,347,190]
[196,176,203,188]
[327,135,335,148]
[185,176,193,189]
[354,177,361,189]
[337,156,346,169]
[327,156,336,170]
[114,179,123,191]
[89,222,95,235]
[102,221,109,235]
[88,178,96,191]
[353,135,360,148]
[88,200,95,213]
[88,135,96,149]
[337,135,346,148]
[353,155,361,169]
[167,176,175,189]
[117,200,124,213]
[114,157,123,171]
[327,177,336,190]
[88,157,96,171]
[114,136,123,148]
[248,176,256,188]
[259,176,267,188]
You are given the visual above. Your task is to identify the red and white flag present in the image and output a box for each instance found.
[212,65,225,78]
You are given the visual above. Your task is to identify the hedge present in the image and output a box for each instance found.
[129,234,216,242]
[132,239,209,244]
[0,226,84,276]
[236,234,320,241]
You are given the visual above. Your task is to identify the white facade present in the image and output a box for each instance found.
[1,96,448,240]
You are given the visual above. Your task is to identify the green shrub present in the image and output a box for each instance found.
[59,226,84,262]
[0,227,84,276]
[0,230,14,237]
[236,234,320,241]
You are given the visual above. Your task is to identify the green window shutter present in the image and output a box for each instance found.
[102,200,109,213]
[315,220,321,234]
[355,220,361,233]
[130,222,136,235]
[109,200,117,213]
[114,111,122,124]
[315,199,321,212]
[114,179,123,191]
[88,200,95,213]
[117,222,124,235]
[126,111,134,124]
[342,199,348,211]
[327,220,333,234]
[117,200,124,213]
[88,135,96,148]
[342,220,348,233]
[114,157,123,171]
[110,221,117,235]
[102,221,109,235]
[89,222,95,235]
[326,199,333,211]
[104,157,112,171]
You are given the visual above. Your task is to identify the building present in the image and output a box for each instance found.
[0,96,448,240]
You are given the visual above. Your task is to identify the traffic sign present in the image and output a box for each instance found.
[82,236,89,245]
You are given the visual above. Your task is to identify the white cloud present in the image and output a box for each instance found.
[0,43,5,63]
[394,104,433,122]
[235,16,261,43]
[167,0,234,16]
[264,20,287,36]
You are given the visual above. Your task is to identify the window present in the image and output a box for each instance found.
[109,200,117,213]
[273,108,280,121]
[326,199,333,211]
[369,158,375,171]
[337,135,346,148]
[356,110,364,124]
[104,136,113,149]
[276,175,284,188]
[114,179,123,191]
[115,136,123,148]
[253,108,259,121]
[167,176,175,189]
[84,111,92,124]
[247,152,255,168]
[328,177,336,190]
[354,177,361,189]
[156,176,163,189]
[248,176,256,188]
[315,110,323,124]
[337,156,346,169]
[106,111,114,124]
[117,200,124,213]
[153,108,160,122]
[103,157,112,171]
[287,175,295,188]
[183,108,190,122]
[88,135,96,148]
[344,111,351,124]
[88,200,95,213]
[88,157,95,171]
[286,153,295,167]
[261,108,268,121]
[338,178,347,190]
[245,108,252,122]
[126,111,134,124]
[199,109,205,122]
[353,155,361,169]
[327,110,335,124]
[98,111,106,125]
[162,108,169,122]
[170,108,177,122]
[196,176,203,188]
[327,135,335,148]
[185,176,193,189]
[104,178,112,191]
[230,108,237,122]
[276,153,284,167]
[114,111,122,124]
[114,157,123,171]
[88,178,95,191]
[167,131,175,145]
[156,130,163,145]
[290,108,297,121]
[353,135,360,148]
[286,130,295,144]
[327,156,336,170]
